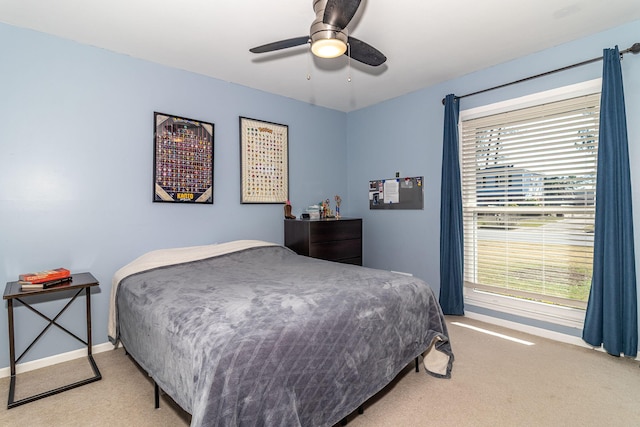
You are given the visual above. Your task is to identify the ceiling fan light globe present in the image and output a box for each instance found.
[311,38,347,58]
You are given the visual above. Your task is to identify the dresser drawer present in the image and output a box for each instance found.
[309,239,362,262]
[309,220,361,243]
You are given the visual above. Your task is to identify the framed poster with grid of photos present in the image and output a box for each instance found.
[239,117,289,204]
[153,112,214,204]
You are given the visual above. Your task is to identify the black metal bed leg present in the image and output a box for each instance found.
[341,405,364,425]
[155,381,160,409]
[415,356,419,372]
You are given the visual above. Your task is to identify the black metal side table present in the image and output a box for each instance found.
[3,272,102,409]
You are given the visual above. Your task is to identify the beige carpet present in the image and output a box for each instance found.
[1,316,638,426]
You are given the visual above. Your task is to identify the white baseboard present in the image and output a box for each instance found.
[0,342,119,379]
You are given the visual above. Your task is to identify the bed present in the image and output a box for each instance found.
[108,240,453,426]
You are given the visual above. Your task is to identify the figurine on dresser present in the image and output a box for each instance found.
[284,200,296,219]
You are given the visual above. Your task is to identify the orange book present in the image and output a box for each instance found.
[19,268,71,284]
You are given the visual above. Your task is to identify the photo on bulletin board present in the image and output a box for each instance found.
[239,117,289,204]
[153,112,214,204]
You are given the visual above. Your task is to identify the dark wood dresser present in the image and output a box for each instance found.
[284,218,362,265]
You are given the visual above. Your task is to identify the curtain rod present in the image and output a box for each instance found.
[441,42,640,105]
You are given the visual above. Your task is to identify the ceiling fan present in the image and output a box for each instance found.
[249,0,386,67]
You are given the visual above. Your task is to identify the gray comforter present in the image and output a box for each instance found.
[116,245,453,426]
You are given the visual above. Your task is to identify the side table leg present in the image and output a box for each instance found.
[85,287,92,355]
[85,287,101,380]
[7,299,16,407]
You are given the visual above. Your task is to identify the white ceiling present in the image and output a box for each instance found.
[1,0,639,112]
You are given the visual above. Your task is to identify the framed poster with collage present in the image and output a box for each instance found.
[153,112,214,204]
[239,117,289,204]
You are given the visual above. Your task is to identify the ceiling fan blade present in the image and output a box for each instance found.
[346,36,386,66]
[249,36,309,54]
[323,0,361,29]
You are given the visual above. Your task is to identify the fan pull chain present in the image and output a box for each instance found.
[347,42,352,82]
[345,27,352,83]
[307,41,312,80]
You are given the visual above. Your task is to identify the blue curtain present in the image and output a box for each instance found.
[582,46,638,357]
[439,94,464,315]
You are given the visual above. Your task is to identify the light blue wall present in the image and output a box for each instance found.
[347,20,640,338]
[0,23,347,368]
[2,18,640,369]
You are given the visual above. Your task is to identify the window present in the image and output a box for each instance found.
[461,81,601,310]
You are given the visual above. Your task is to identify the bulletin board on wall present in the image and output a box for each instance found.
[369,176,424,210]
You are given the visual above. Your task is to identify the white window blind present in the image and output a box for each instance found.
[461,93,600,308]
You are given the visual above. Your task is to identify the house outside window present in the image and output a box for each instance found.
[460,80,601,312]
